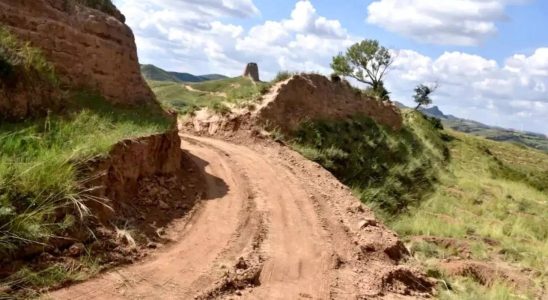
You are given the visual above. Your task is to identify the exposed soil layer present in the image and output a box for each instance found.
[439,260,532,289]
[47,134,434,299]
[0,0,155,117]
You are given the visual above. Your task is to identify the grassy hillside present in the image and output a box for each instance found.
[286,110,547,299]
[416,105,548,152]
[141,64,228,83]
[0,92,170,255]
[141,64,180,82]
[148,76,270,115]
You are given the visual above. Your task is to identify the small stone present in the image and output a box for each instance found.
[360,243,376,253]
[68,242,85,257]
[357,218,377,229]
[235,257,248,270]
[159,200,169,210]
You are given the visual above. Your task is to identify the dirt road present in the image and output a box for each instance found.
[48,135,431,299]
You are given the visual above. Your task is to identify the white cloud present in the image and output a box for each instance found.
[113,0,547,134]
[387,48,548,133]
[235,0,354,76]
[367,0,529,46]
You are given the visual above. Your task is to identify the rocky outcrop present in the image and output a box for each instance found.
[257,74,402,133]
[243,62,260,82]
[0,0,154,106]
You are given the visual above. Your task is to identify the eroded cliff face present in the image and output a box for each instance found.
[0,0,154,105]
[258,74,403,133]
[87,130,185,223]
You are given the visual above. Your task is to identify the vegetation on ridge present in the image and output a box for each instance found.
[0,27,58,86]
[286,108,547,298]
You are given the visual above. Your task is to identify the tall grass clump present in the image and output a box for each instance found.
[272,71,296,83]
[0,27,58,85]
[0,92,170,256]
[291,110,447,215]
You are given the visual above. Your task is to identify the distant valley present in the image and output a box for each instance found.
[140,64,228,83]
[394,102,548,152]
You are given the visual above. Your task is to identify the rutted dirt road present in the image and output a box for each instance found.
[49,135,432,299]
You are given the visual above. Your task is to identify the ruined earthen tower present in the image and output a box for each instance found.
[243,62,260,82]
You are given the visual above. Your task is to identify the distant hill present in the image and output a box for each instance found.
[394,102,548,152]
[140,64,228,83]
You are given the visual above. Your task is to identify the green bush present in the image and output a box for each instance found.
[272,71,295,83]
[78,0,116,14]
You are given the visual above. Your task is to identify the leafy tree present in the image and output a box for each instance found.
[413,83,439,110]
[331,39,393,97]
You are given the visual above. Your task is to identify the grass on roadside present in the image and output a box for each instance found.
[391,130,547,295]
[285,108,547,298]
[0,91,171,257]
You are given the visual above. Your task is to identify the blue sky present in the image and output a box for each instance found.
[113,0,548,134]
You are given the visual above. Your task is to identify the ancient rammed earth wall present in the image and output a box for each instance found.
[0,0,154,105]
[258,74,403,133]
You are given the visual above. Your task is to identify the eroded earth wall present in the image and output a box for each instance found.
[0,0,154,105]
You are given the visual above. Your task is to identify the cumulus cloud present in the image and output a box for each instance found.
[235,0,355,77]
[387,48,548,133]
[367,0,529,45]
[115,0,355,78]
[113,0,547,133]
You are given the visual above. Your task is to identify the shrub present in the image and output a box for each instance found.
[0,27,57,85]
[330,73,341,83]
[273,71,295,83]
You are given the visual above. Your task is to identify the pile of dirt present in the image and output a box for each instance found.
[185,73,403,137]
[439,260,532,289]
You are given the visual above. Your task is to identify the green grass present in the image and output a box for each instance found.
[0,92,171,256]
[284,108,547,298]
[0,27,57,85]
[1,248,102,298]
[148,77,271,116]
[392,131,548,288]
[291,110,447,215]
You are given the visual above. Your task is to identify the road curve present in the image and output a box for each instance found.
[48,135,429,299]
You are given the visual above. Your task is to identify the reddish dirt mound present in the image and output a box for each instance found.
[257,74,402,133]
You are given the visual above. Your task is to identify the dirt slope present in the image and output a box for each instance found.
[48,135,432,299]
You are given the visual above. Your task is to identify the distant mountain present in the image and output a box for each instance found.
[396,103,548,152]
[140,64,228,83]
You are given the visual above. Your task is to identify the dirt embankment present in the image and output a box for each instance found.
[186,74,402,137]
[257,74,402,132]
[0,0,155,118]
